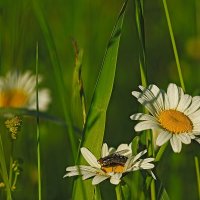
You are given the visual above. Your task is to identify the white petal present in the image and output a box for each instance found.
[132,91,141,98]
[81,148,101,168]
[130,113,157,122]
[134,121,160,132]
[177,94,192,112]
[110,173,122,185]
[176,133,191,144]
[167,83,182,109]
[132,150,147,163]
[92,175,109,185]
[189,109,200,124]
[82,172,96,180]
[185,96,200,115]
[170,135,182,153]
[163,92,170,110]
[101,143,109,157]
[156,131,172,146]
[195,137,200,144]
[140,163,155,169]
[147,84,164,110]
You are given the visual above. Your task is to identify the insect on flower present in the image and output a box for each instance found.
[97,150,129,173]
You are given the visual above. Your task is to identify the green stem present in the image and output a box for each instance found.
[155,143,168,162]
[115,184,123,200]
[194,156,200,199]
[150,179,156,200]
[9,141,14,189]
[36,43,42,200]
[162,0,185,91]
[0,133,12,200]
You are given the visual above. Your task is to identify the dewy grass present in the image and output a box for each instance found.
[36,43,42,200]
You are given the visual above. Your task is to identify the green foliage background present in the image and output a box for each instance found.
[0,0,200,199]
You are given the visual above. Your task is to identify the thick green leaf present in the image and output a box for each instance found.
[73,1,128,199]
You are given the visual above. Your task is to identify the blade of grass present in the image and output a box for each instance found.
[0,133,12,200]
[73,1,128,199]
[36,43,42,200]
[194,156,200,199]
[162,0,185,91]
[115,184,124,200]
[32,0,77,160]
[134,0,155,199]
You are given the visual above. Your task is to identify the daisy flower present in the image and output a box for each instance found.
[0,71,51,111]
[130,83,200,153]
[64,143,155,185]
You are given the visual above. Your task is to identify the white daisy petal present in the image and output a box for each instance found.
[167,83,181,109]
[134,121,160,132]
[131,150,147,163]
[156,131,172,146]
[132,91,141,98]
[170,135,182,153]
[130,113,157,122]
[110,173,122,185]
[177,94,192,112]
[81,148,101,168]
[195,137,200,144]
[92,175,109,185]
[176,133,191,144]
[185,96,200,115]
[101,143,109,157]
[82,173,96,180]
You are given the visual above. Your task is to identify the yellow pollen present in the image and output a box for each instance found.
[0,89,28,108]
[101,165,125,173]
[158,109,193,134]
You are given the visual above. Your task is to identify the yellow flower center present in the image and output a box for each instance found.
[0,89,28,108]
[158,109,193,134]
[101,165,125,173]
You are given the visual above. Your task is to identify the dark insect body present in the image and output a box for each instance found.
[98,152,128,167]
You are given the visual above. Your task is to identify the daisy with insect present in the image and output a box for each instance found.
[0,71,51,111]
[130,83,200,153]
[64,143,155,185]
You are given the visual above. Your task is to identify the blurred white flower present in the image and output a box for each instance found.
[0,71,51,111]
[130,83,200,153]
[64,143,155,185]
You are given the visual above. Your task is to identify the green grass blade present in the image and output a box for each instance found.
[0,133,12,200]
[194,156,200,199]
[36,43,42,200]
[135,0,147,87]
[32,0,77,160]
[73,1,128,199]
[162,0,185,91]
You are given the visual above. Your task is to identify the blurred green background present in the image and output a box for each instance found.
[0,0,200,199]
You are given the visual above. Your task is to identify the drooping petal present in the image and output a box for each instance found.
[130,113,156,122]
[110,173,122,185]
[92,175,109,185]
[156,131,172,146]
[176,133,191,144]
[82,172,96,180]
[81,147,101,168]
[170,135,182,153]
[134,121,160,132]
[131,150,147,163]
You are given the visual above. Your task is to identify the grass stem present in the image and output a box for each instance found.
[194,156,200,199]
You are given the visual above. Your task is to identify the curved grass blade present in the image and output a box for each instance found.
[73,1,128,199]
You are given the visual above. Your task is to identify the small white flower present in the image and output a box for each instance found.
[64,143,155,185]
[130,83,200,153]
[0,71,51,111]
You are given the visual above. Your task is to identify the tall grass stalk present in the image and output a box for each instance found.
[115,184,123,200]
[134,0,155,199]
[0,133,12,200]
[194,156,200,199]
[162,0,185,91]
[36,43,42,200]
